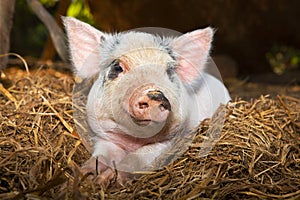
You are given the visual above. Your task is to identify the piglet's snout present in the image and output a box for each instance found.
[130,90,171,126]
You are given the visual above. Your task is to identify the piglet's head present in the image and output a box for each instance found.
[64,17,213,81]
[64,17,213,138]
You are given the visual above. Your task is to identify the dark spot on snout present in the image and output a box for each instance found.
[147,90,171,111]
[147,90,165,102]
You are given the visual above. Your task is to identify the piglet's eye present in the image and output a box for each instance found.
[108,60,124,79]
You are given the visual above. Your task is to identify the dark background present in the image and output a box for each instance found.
[9,0,300,77]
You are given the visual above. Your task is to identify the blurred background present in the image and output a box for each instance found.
[1,0,300,98]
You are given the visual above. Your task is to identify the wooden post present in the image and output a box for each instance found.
[0,0,16,70]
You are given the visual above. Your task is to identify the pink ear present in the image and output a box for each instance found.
[172,28,213,83]
[63,17,105,78]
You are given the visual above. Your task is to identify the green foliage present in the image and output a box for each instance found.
[266,45,300,75]
[39,0,95,25]
[67,0,95,25]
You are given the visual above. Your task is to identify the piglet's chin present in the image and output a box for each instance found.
[114,112,168,138]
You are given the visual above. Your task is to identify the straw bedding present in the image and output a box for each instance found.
[0,67,299,199]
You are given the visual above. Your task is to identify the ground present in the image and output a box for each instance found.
[0,63,299,199]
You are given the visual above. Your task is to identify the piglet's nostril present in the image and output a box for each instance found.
[159,104,166,111]
[138,102,149,109]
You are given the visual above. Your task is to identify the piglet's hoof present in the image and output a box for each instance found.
[94,168,130,187]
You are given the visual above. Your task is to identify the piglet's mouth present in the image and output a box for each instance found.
[130,115,161,127]
[130,116,151,126]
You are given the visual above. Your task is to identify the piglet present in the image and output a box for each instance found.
[63,17,230,184]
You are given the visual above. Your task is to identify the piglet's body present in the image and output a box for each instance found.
[64,17,230,183]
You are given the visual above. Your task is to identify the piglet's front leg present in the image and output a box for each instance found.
[91,140,172,185]
[81,157,128,186]
[80,140,172,185]
[80,139,127,182]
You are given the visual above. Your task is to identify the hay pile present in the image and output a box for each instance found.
[0,67,299,199]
